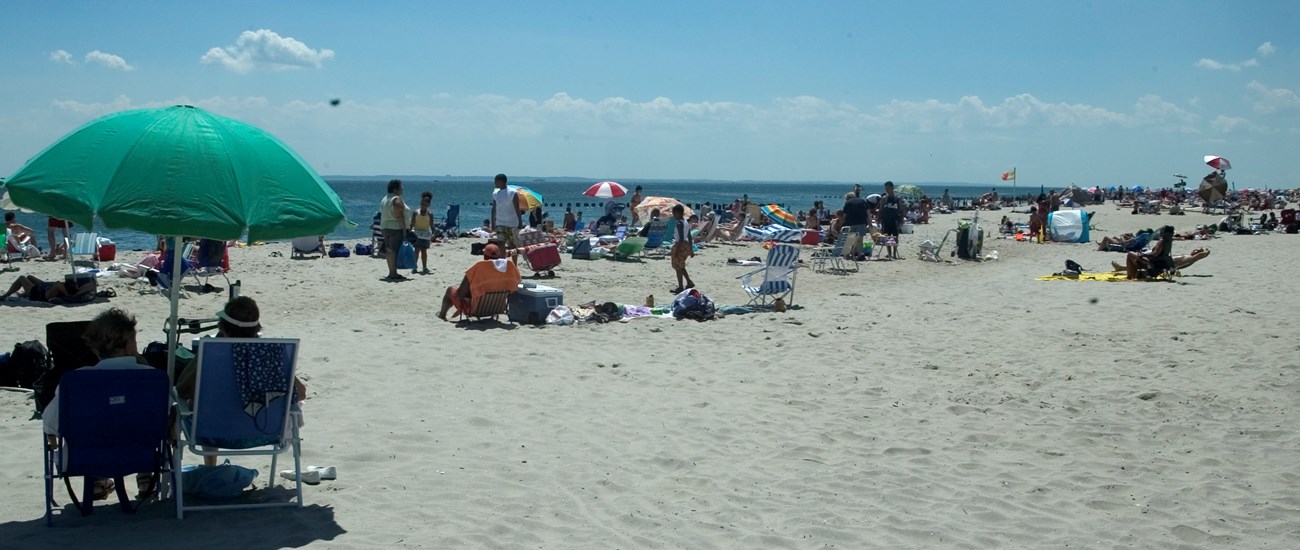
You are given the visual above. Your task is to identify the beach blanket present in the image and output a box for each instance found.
[1037,271,1167,282]
[742,224,803,243]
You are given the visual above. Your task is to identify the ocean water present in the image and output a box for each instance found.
[6,178,1042,251]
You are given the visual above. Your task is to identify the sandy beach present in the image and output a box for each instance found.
[2,205,1298,549]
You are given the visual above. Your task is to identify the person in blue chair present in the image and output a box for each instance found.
[180,296,308,466]
[43,308,152,499]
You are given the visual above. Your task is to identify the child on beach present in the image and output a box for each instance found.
[410,191,435,274]
[670,204,695,294]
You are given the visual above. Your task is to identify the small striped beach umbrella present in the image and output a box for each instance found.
[761,204,797,228]
[583,181,628,199]
[507,185,544,209]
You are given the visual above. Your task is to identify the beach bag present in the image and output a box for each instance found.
[471,242,486,256]
[354,243,373,256]
[328,243,350,258]
[181,461,258,499]
[571,238,593,260]
[1,340,48,389]
[396,241,416,269]
[671,289,716,322]
[546,305,575,326]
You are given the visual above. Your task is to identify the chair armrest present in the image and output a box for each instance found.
[735,266,767,280]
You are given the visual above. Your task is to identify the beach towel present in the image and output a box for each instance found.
[232,342,294,418]
[1037,271,1163,282]
[742,224,803,243]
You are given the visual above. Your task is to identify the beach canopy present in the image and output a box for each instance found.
[583,181,627,199]
[1199,172,1228,203]
[634,196,692,221]
[507,185,544,210]
[760,204,797,228]
[1204,155,1232,171]
[4,105,345,242]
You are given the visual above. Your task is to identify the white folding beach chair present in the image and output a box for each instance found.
[65,232,99,268]
[811,231,857,273]
[737,244,800,307]
[173,337,305,518]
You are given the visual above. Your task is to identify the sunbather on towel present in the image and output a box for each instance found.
[1111,248,1211,273]
[437,243,522,321]
[1,274,95,303]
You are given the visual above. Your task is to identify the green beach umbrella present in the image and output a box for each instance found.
[4,104,345,242]
[895,184,925,199]
[5,105,346,382]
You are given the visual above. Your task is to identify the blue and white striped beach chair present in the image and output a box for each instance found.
[737,244,800,307]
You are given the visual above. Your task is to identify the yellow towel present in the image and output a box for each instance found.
[1037,271,1134,282]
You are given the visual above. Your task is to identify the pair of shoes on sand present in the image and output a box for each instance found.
[280,465,337,485]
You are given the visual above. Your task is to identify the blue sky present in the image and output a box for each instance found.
[2,1,1297,186]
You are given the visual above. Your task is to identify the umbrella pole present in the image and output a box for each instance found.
[166,235,183,383]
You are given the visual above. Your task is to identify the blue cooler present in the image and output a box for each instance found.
[508,283,564,325]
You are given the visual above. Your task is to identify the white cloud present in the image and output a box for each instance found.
[1210,115,1266,134]
[201,29,335,73]
[84,50,135,71]
[1258,42,1276,56]
[1247,80,1300,114]
[49,50,74,65]
[1195,57,1258,71]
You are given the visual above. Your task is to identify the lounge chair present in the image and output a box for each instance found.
[642,221,670,257]
[612,236,648,260]
[190,239,231,288]
[157,242,196,294]
[435,204,460,239]
[44,368,171,526]
[34,321,97,417]
[4,231,40,261]
[811,231,857,273]
[290,236,325,258]
[65,232,99,269]
[918,230,957,262]
[173,337,305,518]
[459,290,511,323]
[714,213,749,243]
[737,244,800,307]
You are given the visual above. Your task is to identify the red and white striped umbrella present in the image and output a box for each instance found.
[1204,155,1232,171]
[583,181,628,199]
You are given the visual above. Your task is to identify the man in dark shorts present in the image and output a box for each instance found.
[841,190,871,259]
[878,181,904,260]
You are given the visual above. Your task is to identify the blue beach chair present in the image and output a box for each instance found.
[173,337,305,518]
[43,368,171,526]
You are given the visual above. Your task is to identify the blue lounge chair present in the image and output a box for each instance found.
[43,368,171,526]
[173,337,305,518]
[157,242,196,293]
[190,239,231,289]
[737,244,800,307]
[642,220,670,257]
[435,204,460,239]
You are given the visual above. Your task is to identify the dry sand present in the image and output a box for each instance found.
[1,205,1298,549]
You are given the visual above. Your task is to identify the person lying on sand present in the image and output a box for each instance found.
[1,274,95,303]
[1111,248,1210,273]
[1097,229,1152,251]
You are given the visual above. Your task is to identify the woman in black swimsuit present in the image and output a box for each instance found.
[1,275,90,302]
